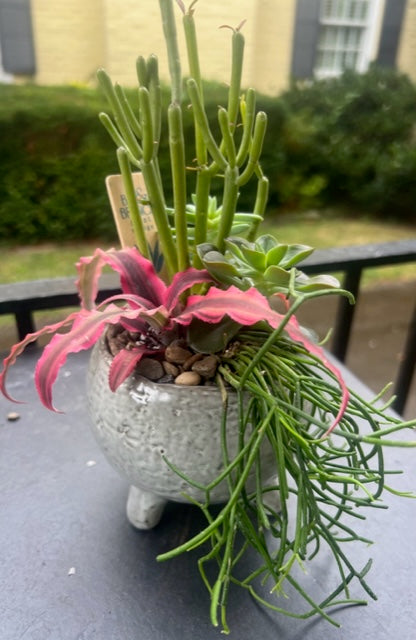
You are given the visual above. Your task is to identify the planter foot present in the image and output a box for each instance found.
[126,485,167,530]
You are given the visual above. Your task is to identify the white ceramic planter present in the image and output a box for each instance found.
[87,338,277,529]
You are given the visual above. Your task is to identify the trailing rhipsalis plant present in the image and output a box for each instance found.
[1,0,415,634]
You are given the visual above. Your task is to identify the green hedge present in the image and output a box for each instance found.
[1,67,415,245]
[275,67,416,215]
[0,85,118,243]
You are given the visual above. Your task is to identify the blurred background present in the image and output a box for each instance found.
[0,0,415,416]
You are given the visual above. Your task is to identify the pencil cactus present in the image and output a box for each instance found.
[97,0,271,281]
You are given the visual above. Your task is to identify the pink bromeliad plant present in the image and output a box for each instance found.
[1,1,415,634]
[0,247,348,425]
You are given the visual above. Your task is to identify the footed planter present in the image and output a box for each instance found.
[86,337,277,529]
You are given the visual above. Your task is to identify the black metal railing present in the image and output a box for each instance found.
[1,239,415,414]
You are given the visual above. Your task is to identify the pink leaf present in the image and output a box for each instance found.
[0,313,80,404]
[108,346,155,391]
[77,248,167,310]
[34,305,142,411]
[164,268,214,312]
[174,285,285,328]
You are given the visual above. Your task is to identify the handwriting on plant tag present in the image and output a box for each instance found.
[105,173,157,246]
[106,173,165,276]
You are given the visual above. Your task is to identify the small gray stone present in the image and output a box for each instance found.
[174,371,202,386]
[165,344,193,364]
[162,361,180,377]
[183,353,203,371]
[136,358,164,381]
[192,355,218,379]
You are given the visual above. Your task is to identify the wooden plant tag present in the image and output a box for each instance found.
[105,172,165,275]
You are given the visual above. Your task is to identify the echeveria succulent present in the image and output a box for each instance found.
[197,234,341,295]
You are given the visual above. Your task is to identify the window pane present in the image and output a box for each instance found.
[346,27,362,48]
[316,0,373,77]
[321,0,370,22]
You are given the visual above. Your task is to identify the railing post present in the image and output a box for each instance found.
[15,309,36,341]
[331,267,362,363]
[392,299,416,416]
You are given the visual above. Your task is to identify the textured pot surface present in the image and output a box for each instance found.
[87,338,276,505]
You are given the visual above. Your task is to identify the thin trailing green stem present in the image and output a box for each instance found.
[159,320,415,632]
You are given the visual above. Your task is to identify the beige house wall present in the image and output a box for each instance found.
[30,0,105,85]
[103,0,262,90]
[24,0,416,93]
[28,0,294,95]
[397,0,416,82]
[251,0,297,95]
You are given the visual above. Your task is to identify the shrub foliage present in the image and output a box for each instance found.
[0,67,415,244]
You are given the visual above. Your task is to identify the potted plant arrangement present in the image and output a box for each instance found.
[1,0,415,634]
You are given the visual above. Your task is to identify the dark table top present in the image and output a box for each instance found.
[1,348,415,640]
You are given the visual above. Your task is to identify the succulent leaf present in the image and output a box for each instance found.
[254,234,278,253]
[265,244,288,267]
[187,317,242,353]
[279,244,314,268]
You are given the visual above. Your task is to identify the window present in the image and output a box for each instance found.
[314,0,382,78]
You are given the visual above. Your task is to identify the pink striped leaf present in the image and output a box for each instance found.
[77,248,167,310]
[174,285,285,328]
[108,346,156,391]
[0,312,81,403]
[34,305,143,411]
[164,268,214,312]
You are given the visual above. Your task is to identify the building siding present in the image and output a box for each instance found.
[31,0,105,85]
[27,0,295,94]
[397,0,416,81]
[7,0,416,93]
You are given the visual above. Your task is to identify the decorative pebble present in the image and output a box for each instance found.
[162,361,180,377]
[136,358,164,380]
[192,355,218,379]
[183,353,203,371]
[174,371,201,386]
[7,412,20,422]
[165,344,192,364]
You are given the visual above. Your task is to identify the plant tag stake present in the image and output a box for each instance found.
[105,173,165,275]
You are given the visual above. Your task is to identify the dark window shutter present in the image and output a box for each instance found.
[376,0,407,67]
[0,0,36,75]
[291,0,321,79]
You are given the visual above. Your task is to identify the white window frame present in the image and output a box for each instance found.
[314,0,384,79]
